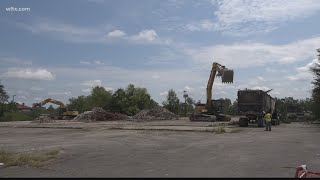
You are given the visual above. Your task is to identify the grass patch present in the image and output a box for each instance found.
[214,126,226,134]
[0,112,34,122]
[0,148,61,168]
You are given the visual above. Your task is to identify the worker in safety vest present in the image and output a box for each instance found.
[265,111,272,131]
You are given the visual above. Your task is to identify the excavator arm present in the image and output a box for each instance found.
[190,61,233,122]
[32,98,78,120]
[206,62,234,112]
[32,98,66,108]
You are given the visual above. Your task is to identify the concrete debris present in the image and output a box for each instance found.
[228,119,239,125]
[73,107,128,122]
[32,114,56,123]
[133,107,179,120]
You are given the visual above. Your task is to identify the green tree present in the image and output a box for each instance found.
[226,100,238,115]
[110,88,128,113]
[110,84,158,116]
[67,95,91,113]
[310,48,320,118]
[0,81,9,117]
[179,97,195,116]
[67,84,158,116]
[88,86,113,110]
[0,81,8,104]
[162,89,180,114]
[218,98,232,114]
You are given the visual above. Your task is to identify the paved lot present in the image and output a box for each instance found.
[0,122,320,177]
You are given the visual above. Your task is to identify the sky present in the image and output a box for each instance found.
[0,0,320,107]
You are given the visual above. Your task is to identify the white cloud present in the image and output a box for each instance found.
[80,60,106,65]
[33,97,42,101]
[270,91,280,96]
[167,0,185,8]
[130,30,158,42]
[265,67,288,73]
[211,0,320,36]
[12,19,169,45]
[81,80,102,87]
[48,91,71,96]
[80,60,91,65]
[104,87,114,92]
[19,19,104,40]
[152,74,160,79]
[30,87,44,91]
[215,90,227,95]
[107,30,126,38]
[287,58,320,81]
[184,86,194,93]
[146,48,183,65]
[82,88,91,93]
[251,86,271,91]
[1,68,55,80]
[160,91,168,96]
[185,19,215,32]
[93,60,104,65]
[185,37,320,69]
[257,76,265,81]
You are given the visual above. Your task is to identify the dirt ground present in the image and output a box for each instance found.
[0,119,320,177]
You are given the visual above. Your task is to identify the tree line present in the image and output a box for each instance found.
[0,48,319,120]
[67,84,158,116]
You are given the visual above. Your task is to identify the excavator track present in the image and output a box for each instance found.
[189,114,217,122]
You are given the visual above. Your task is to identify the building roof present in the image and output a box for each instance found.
[16,103,32,109]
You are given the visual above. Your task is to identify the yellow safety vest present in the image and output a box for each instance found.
[265,113,271,122]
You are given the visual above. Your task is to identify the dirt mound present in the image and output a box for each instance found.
[73,107,128,122]
[32,114,56,123]
[133,107,179,120]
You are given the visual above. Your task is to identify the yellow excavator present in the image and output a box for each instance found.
[189,62,234,122]
[32,98,79,120]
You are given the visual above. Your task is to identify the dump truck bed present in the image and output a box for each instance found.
[238,89,275,116]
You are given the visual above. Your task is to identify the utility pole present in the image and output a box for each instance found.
[183,91,188,117]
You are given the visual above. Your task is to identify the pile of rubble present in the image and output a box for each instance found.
[32,114,56,123]
[228,119,239,125]
[133,106,179,120]
[73,107,128,122]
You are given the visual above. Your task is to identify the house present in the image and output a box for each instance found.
[16,103,32,112]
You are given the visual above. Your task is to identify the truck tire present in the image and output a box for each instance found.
[239,117,248,127]
[257,117,265,127]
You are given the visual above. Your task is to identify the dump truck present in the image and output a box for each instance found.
[237,89,279,127]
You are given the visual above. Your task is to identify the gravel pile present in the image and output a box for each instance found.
[32,114,56,123]
[73,107,128,122]
[133,107,179,120]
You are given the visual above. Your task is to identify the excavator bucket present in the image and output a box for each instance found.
[221,69,234,83]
